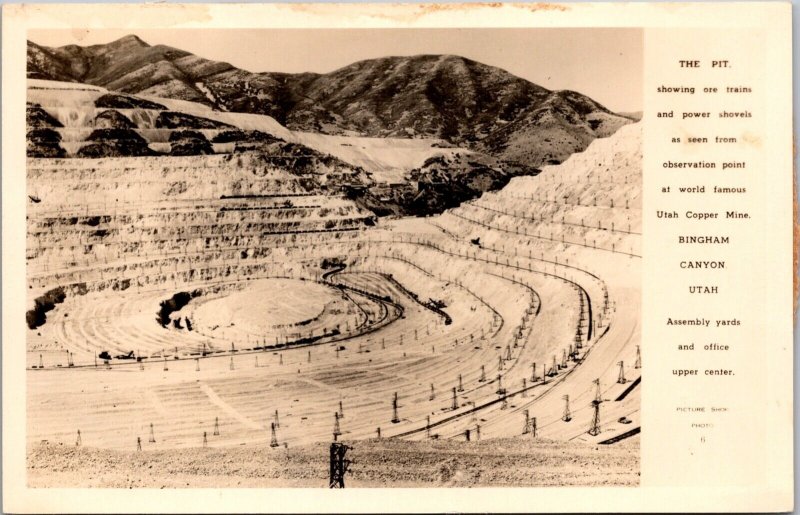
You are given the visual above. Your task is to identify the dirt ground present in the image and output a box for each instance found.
[27,436,638,488]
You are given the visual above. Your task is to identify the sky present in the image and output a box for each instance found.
[29,28,642,113]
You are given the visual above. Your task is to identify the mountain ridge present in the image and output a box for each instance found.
[27,35,632,166]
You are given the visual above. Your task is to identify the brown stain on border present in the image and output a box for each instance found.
[287,2,569,22]
[414,2,569,15]
[415,2,506,15]
[519,2,570,12]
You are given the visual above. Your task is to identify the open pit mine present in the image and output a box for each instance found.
[26,78,640,487]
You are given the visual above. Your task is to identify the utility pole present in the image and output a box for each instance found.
[148,423,156,443]
[522,409,530,434]
[479,365,486,382]
[594,378,602,403]
[451,387,458,410]
[617,361,626,384]
[429,383,435,401]
[213,416,220,436]
[562,395,572,422]
[635,345,641,369]
[457,374,464,392]
[333,412,341,440]
[270,422,279,447]
[588,379,602,436]
[391,392,400,423]
[329,443,351,488]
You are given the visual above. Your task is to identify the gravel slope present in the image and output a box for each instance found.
[28,437,638,488]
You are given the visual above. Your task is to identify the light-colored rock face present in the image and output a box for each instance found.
[26,118,641,458]
[25,36,642,488]
[26,79,464,180]
[26,152,374,300]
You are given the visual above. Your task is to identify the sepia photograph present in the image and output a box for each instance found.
[23,27,643,488]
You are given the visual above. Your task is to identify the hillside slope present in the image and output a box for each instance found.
[28,36,632,166]
[28,79,537,217]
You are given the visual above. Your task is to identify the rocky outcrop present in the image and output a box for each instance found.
[168,130,214,156]
[26,287,66,329]
[155,111,235,130]
[27,103,63,128]
[27,128,66,158]
[95,93,165,110]
[93,109,137,129]
[77,128,154,157]
[355,152,539,217]
[211,129,279,144]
